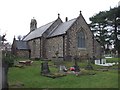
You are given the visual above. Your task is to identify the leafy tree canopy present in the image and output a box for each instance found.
[89,6,120,54]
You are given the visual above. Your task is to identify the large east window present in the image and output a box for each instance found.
[77,31,85,48]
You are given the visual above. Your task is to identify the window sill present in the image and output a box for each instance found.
[78,48,86,50]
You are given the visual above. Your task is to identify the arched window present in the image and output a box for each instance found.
[77,31,85,48]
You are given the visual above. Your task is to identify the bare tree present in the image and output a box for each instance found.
[17,35,22,41]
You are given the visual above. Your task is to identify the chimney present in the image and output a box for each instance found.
[65,17,68,22]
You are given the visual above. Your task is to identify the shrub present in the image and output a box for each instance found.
[2,51,15,67]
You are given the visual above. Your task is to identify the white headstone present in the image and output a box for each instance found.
[102,59,106,64]
[95,60,100,65]
[59,65,67,72]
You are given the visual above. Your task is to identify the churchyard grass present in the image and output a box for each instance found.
[106,58,119,63]
[8,59,119,88]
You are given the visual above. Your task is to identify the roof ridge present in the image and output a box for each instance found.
[16,40,26,42]
[47,24,60,37]
[37,20,55,29]
[23,20,56,41]
[23,21,55,41]
[63,18,76,23]
[48,18,77,37]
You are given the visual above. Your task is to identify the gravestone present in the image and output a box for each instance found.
[85,55,93,70]
[73,56,80,72]
[74,65,80,72]
[95,59,106,65]
[85,64,93,70]
[59,65,67,73]
[101,59,106,64]
[41,62,50,75]
[91,56,96,64]
[95,60,100,65]
[54,60,60,68]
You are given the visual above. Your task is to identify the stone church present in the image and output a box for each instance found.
[12,11,100,60]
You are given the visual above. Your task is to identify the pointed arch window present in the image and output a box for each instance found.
[77,31,85,48]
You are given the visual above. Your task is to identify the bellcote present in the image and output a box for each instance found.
[30,17,37,31]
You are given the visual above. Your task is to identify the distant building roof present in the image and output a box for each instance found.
[23,21,55,41]
[16,40,29,50]
[48,18,76,37]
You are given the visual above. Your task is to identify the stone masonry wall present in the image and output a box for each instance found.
[67,15,94,59]
[46,36,63,59]
[17,50,29,58]
[41,18,62,59]
[28,38,41,59]
[94,40,101,59]
[26,14,100,60]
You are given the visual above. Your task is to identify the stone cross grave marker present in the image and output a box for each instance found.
[41,61,50,75]
[73,56,80,72]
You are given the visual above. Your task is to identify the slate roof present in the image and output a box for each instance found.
[23,17,77,41]
[16,40,29,50]
[48,18,76,37]
[23,21,54,41]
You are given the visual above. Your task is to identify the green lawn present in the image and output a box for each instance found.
[8,60,119,88]
[106,58,119,63]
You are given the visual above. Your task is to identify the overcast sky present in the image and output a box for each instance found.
[0,0,119,44]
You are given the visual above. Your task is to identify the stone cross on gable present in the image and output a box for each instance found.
[58,13,60,18]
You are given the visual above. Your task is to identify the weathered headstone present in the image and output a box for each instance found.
[74,61,80,72]
[59,65,67,73]
[41,61,50,75]
[85,64,93,70]
[95,59,106,65]
[85,54,93,70]
[74,56,80,72]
